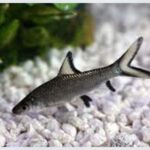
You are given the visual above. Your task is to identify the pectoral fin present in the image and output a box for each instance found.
[106,80,116,92]
[80,95,92,107]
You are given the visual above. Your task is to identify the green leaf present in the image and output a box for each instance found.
[22,26,49,48]
[54,3,78,11]
[0,4,9,25]
[0,19,20,48]
[0,58,2,64]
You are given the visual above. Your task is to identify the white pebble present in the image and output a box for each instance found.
[26,124,36,137]
[135,141,149,147]
[128,109,142,122]
[6,141,21,147]
[48,139,62,147]
[46,118,60,131]
[28,134,47,147]
[51,130,73,144]
[7,66,23,75]
[76,131,84,142]
[0,135,6,146]
[62,123,77,137]
[22,60,34,73]
[91,109,105,119]
[32,78,43,87]
[35,57,48,74]
[132,119,142,131]
[4,86,20,102]
[106,123,119,139]
[102,101,120,115]
[37,115,49,125]
[142,109,150,120]
[106,114,116,122]
[58,111,77,122]
[119,123,132,133]
[68,116,88,130]
[13,72,33,87]
[40,129,51,140]
[117,113,128,125]
[110,132,137,147]
[80,113,93,122]
[90,133,106,146]
[71,141,79,146]
[65,103,75,111]
[88,118,103,129]
[31,119,45,132]
[0,119,8,134]
[49,50,62,68]
[64,143,72,147]
[142,118,150,127]
[142,127,150,143]
[82,141,92,147]
[79,133,91,145]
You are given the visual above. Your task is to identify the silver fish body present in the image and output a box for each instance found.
[12,65,118,114]
[12,37,150,114]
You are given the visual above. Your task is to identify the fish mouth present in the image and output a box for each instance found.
[12,106,22,115]
[12,100,30,115]
[12,107,19,115]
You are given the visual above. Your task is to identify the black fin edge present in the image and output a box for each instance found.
[80,95,92,107]
[106,80,116,92]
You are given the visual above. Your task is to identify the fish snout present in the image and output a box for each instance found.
[12,102,29,115]
[12,105,21,115]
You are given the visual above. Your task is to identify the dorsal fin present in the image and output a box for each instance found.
[58,51,80,75]
[58,52,93,106]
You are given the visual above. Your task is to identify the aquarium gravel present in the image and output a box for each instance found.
[0,4,150,147]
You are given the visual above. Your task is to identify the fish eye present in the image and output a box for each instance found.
[22,105,27,110]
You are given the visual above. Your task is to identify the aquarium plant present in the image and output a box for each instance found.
[0,4,94,71]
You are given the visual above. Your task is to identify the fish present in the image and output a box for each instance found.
[12,37,150,115]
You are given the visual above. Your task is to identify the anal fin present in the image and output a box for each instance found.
[80,95,92,107]
[106,80,116,92]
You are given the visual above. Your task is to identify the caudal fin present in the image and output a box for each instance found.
[115,37,150,78]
